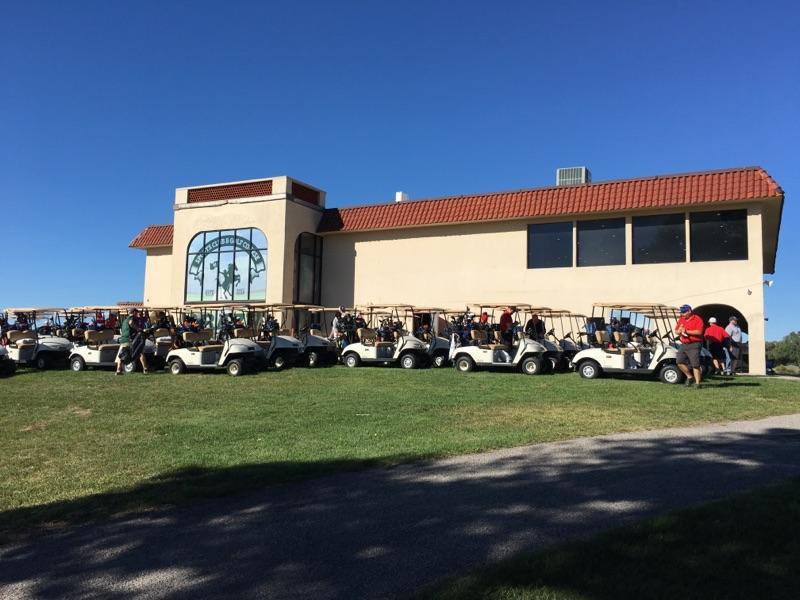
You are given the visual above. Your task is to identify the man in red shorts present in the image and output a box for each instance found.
[674,304,705,387]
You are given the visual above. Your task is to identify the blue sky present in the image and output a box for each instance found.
[2,1,798,338]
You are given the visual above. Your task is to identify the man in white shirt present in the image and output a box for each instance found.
[725,316,743,374]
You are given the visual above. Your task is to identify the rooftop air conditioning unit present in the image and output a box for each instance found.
[395,191,410,203]
[556,166,591,186]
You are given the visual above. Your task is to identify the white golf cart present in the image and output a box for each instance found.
[291,305,341,367]
[570,303,685,384]
[341,305,429,369]
[245,304,303,369]
[412,307,452,367]
[449,304,549,375]
[3,308,72,369]
[535,308,591,371]
[166,323,265,376]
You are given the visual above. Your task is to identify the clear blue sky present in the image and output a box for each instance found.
[2,1,798,338]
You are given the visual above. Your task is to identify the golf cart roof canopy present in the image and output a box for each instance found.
[411,307,446,312]
[473,303,530,310]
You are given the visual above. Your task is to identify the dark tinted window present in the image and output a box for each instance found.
[633,213,686,264]
[527,222,573,268]
[577,218,625,267]
[690,209,748,262]
[294,233,323,304]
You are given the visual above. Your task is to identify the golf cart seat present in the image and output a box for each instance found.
[182,330,223,353]
[71,328,86,339]
[309,328,323,336]
[7,330,37,348]
[234,327,254,339]
[470,329,504,350]
[85,329,119,351]
[278,328,290,336]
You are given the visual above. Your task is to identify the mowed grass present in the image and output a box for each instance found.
[1,367,799,539]
[420,478,800,600]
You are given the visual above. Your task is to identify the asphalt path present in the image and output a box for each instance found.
[2,414,800,599]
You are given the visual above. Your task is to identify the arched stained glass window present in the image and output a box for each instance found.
[185,228,268,303]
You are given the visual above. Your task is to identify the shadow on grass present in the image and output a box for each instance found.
[1,426,799,599]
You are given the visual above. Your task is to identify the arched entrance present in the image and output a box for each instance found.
[694,303,748,372]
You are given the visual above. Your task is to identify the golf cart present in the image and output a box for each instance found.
[340,305,429,369]
[2,308,72,369]
[519,305,567,372]
[570,303,685,384]
[412,307,452,367]
[287,305,340,367]
[535,308,591,370]
[165,305,265,376]
[449,303,548,375]
[244,304,303,369]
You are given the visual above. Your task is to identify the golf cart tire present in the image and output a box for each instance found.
[169,358,186,375]
[270,353,288,370]
[34,354,51,370]
[578,359,601,379]
[70,356,86,372]
[0,362,15,377]
[400,353,418,369]
[343,352,360,368]
[227,359,244,377]
[454,355,475,373]
[124,361,139,374]
[307,351,320,368]
[546,356,558,373]
[659,363,683,385]
[432,352,447,368]
[521,356,543,376]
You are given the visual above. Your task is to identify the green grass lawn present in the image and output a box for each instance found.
[420,477,800,600]
[1,367,798,540]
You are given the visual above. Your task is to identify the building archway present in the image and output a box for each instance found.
[693,304,748,334]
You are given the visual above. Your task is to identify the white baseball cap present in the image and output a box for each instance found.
[709,317,717,323]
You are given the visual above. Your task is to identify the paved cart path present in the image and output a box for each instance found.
[3,414,800,599]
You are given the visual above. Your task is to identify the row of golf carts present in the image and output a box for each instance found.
[0,302,710,383]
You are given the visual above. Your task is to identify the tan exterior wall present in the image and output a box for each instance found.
[143,247,173,307]
[321,205,769,374]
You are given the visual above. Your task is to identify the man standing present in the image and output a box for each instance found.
[725,316,743,375]
[703,317,729,375]
[499,306,517,345]
[674,304,705,387]
[115,308,150,375]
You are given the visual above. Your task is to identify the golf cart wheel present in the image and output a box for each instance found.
[432,353,447,368]
[34,354,50,370]
[0,362,15,377]
[400,353,418,369]
[270,353,287,370]
[307,351,320,368]
[124,361,139,374]
[578,359,601,379]
[454,355,474,373]
[343,353,360,368]
[521,356,543,376]
[659,363,683,385]
[547,356,558,372]
[70,356,86,372]
[169,358,186,375]
[227,359,244,377]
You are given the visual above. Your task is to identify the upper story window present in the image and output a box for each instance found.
[633,213,686,264]
[185,228,268,303]
[294,233,323,304]
[577,218,625,267]
[690,209,748,262]
[527,222,573,268]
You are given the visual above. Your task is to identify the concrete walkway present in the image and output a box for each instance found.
[2,414,800,599]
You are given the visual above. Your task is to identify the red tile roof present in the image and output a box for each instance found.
[317,166,783,233]
[129,224,174,249]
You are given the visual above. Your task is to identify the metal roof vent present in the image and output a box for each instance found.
[556,166,591,186]
[395,191,410,203]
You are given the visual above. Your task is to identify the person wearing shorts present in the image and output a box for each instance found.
[674,304,705,387]
[703,316,729,375]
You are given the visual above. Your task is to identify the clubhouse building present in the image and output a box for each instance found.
[130,166,784,374]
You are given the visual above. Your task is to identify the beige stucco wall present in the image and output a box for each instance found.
[321,204,769,374]
[143,247,173,307]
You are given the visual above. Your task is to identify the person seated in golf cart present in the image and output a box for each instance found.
[525,313,546,340]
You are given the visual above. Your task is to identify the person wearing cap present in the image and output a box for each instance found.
[115,308,150,375]
[704,317,729,375]
[499,306,518,344]
[674,304,705,387]
[725,316,743,374]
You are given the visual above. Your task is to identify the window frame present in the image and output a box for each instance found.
[576,217,626,267]
[689,208,748,263]
[632,212,687,265]
[526,221,574,269]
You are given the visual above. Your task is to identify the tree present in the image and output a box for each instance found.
[767,332,800,366]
